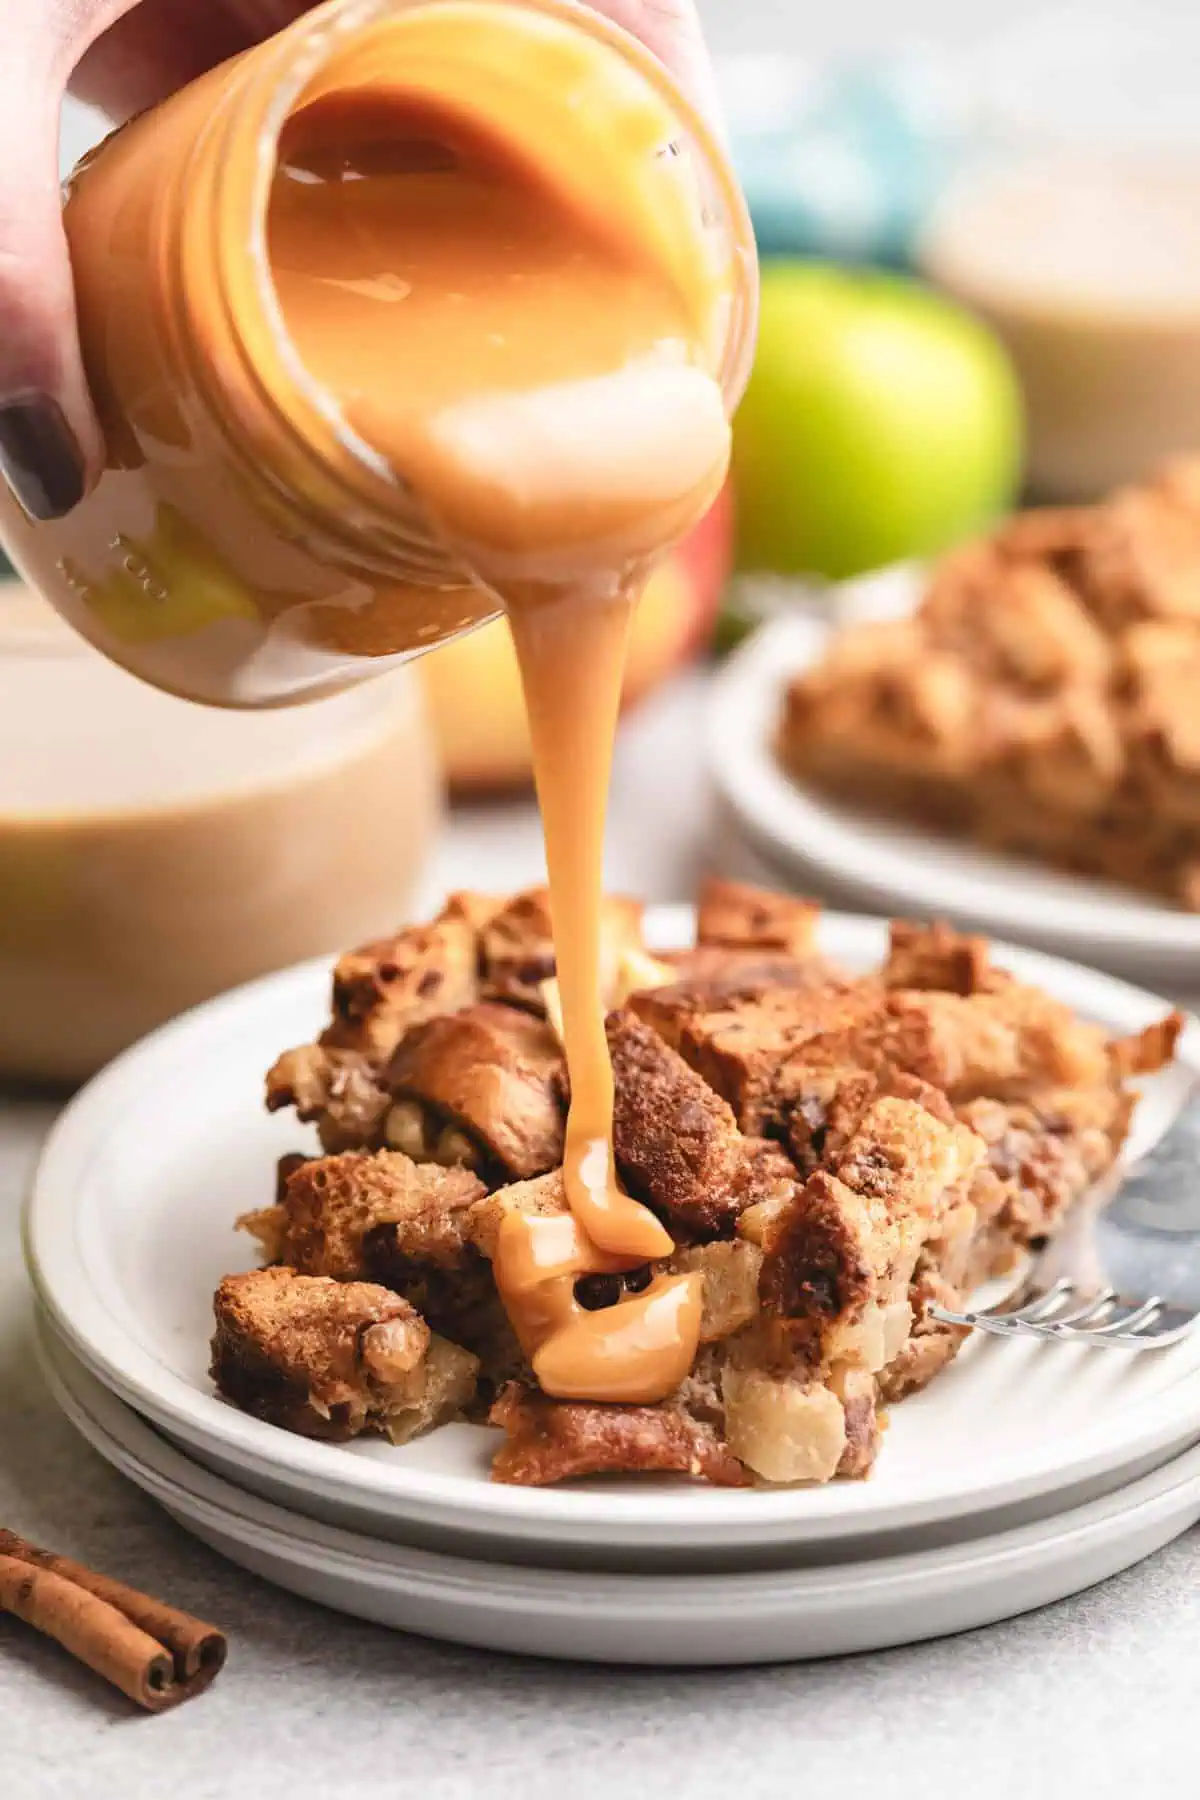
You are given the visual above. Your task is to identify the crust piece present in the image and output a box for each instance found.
[488,1384,750,1487]
[243,1149,486,1281]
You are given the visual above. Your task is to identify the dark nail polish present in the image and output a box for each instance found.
[0,392,85,521]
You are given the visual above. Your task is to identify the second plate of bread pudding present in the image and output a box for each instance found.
[711,462,1200,985]
[25,882,1200,1558]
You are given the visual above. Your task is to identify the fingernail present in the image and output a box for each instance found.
[0,392,85,521]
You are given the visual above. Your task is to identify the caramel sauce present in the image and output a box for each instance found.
[262,8,735,1400]
[493,1213,703,1403]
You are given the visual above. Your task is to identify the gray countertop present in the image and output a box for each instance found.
[2,679,1197,1798]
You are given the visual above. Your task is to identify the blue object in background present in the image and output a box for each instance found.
[719,54,970,268]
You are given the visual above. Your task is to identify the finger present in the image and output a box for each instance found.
[0,13,111,516]
[71,0,313,118]
[587,0,723,132]
[0,0,307,519]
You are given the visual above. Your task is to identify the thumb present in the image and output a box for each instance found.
[0,23,105,520]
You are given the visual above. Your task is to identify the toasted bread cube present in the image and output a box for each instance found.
[695,879,820,957]
[608,1009,790,1236]
[386,1002,565,1181]
[211,1268,476,1442]
[479,886,645,1013]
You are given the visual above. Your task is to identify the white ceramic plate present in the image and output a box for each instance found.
[708,566,1200,989]
[23,903,1200,1562]
[37,1317,1200,1665]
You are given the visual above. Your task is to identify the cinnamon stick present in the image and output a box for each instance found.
[0,1530,226,1712]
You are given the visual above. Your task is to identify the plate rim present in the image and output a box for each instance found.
[706,592,1200,968]
[24,904,1200,1551]
[37,1313,1200,1604]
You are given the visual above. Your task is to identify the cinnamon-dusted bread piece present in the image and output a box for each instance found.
[748,1086,984,1379]
[240,1149,486,1282]
[489,1385,749,1487]
[607,1009,793,1237]
[695,878,820,957]
[1069,458,1200,629]
[384,1002,566,1181]
[777,1066,956,1177]
[211,1267,477,1443]
[264,1044,390,1154]
[631,978,882,1134]
[264,892,503,1149]
[656,945,841,1002]
[239,1148,521,1374]
[765,978,1118,1124]
[882,920,1007,997]
[324,894,488,1059]
[479,886,645,1013]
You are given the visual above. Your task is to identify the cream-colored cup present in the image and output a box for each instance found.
[920,154,1200,499]
[0,583,441,1083]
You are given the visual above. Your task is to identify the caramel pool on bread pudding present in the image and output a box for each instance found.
[211,878,1180,1487]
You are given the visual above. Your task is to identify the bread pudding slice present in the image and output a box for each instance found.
[778,459,1200,907]
[217,883,1179,1485]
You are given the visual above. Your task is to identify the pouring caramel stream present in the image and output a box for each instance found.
[264,3,734,1399]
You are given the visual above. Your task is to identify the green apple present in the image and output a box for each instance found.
[732,262,1023,578]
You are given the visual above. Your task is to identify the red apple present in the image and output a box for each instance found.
[420,486,734,794]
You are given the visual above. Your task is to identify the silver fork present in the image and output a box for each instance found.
[928,1089,1200,1349]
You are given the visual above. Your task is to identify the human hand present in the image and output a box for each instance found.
[0,0,719,522]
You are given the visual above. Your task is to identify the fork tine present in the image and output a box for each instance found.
[977,1278,1075,1324]
[1041,1289,1120,1330]
[927,1297,1069,1335]
[929,1291,1196,1348]
[1082,1298,1165,1338]
[955,1311,1053,1341]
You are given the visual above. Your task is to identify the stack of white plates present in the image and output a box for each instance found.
[25,907,1200,1664]
[706,569,1200,995]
